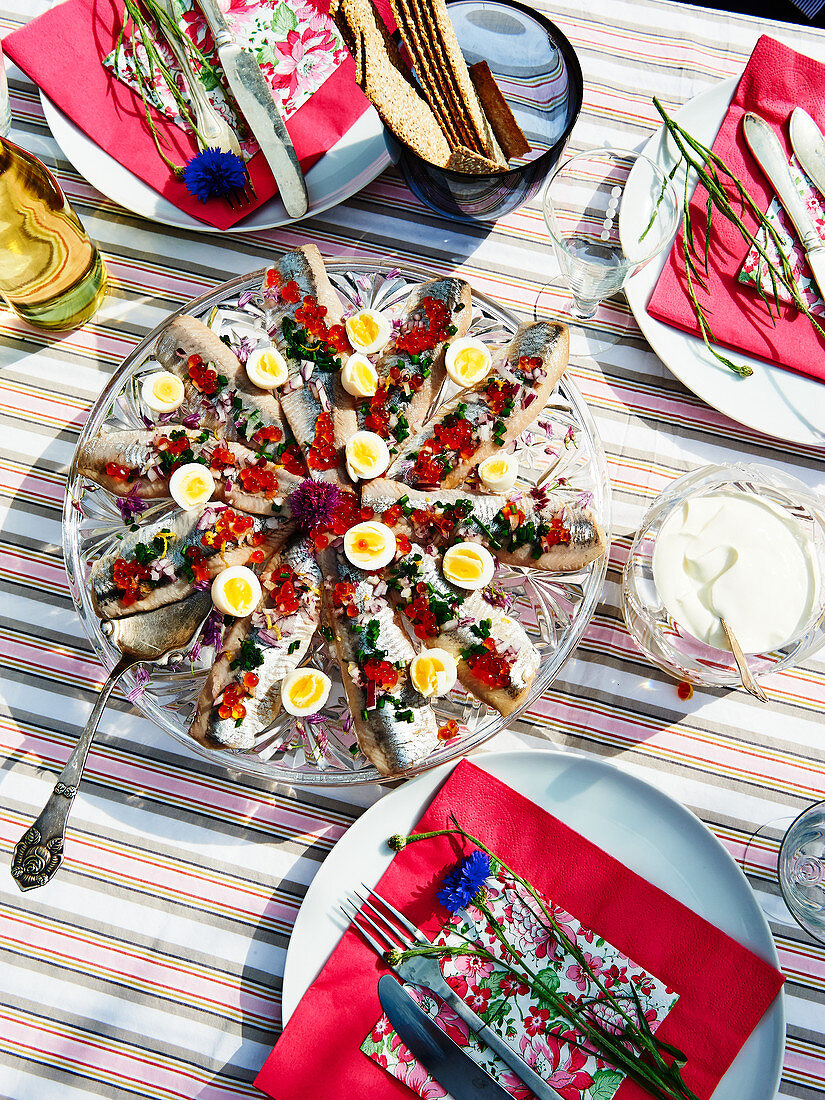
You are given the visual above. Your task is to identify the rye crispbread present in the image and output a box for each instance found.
[333,0,530,175]
[469,61,531,160]
[329,0,451,167]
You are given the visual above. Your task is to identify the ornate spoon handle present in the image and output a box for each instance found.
[11,655,136,892]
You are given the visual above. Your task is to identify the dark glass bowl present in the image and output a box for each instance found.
[392,0,583,223]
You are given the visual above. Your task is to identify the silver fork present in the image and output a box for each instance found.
[342,886,564,1100]
[153,0,256,208]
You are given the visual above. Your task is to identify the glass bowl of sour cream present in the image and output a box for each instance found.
[622,463,825,687]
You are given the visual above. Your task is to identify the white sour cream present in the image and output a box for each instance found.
[652,491,818,654]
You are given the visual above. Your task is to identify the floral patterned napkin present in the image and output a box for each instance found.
[738,155,825,315]
[362,863,677,1100]
[104,0,349,159]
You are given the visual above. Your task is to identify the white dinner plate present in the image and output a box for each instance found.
[625,76,825,448]
[41,92,393,233]
[282,748,784,1100]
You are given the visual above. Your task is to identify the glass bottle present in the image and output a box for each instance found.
[0,138,107,330]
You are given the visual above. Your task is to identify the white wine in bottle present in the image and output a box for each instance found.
[0,138,107,330]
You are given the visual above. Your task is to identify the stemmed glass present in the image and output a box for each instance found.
[538,148,679,349]
[778,803,825,942]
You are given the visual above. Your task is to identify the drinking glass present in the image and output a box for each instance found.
[0,41,10,138]
[778,802,825,943]
[541,148,679,320]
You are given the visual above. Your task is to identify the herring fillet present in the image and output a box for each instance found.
[317,547,439,776]
[189,539,322,750]
[387,545,539,715]
[261,244,350,487]
[154,314,299,453]
[77,427,304,514]
[362,479,606,572]
[90,506,289,620]
[387,320,569,490]
[336,277,473,450]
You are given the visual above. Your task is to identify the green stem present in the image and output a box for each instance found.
[651,97,825,364]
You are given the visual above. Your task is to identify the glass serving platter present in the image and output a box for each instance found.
[63,261,611,786]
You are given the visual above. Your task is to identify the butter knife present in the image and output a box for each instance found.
[193,0,309,219]
[790,107,825,203]
[742,111,825,301]
[378,975,514,1100]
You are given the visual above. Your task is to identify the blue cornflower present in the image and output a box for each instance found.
[182,147,246,203]
[437,850,491,913]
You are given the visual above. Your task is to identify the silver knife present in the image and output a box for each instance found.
[378,975,514,1100]
[790,107,825,203]
[743,111,825,301]
[193,0,309,219]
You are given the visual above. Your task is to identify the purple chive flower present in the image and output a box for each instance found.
[288,479,342,531]
[182,148,246,203]
[190,608,224,662]
[437,850,491,913]
[126,666,151,703]
[237,289,256,309]
[115,487,151,526]
[233,335,256,365]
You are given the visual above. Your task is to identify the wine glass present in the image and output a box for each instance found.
[778,802,825,943]
[538,148,679,351]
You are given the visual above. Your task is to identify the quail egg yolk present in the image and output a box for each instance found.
[281,668,332,716]
[410,648,457,697]
[445,337,492,388]
[142,370,185,413]
[442,542,495,590]
[211,566,262,617]
[341,353,379,398]
[478,454,519,493]
[345,309,392,355]
[346,430,391,482]
[343,521,397,570]
[246,346,289,389]
[169,463,216,510]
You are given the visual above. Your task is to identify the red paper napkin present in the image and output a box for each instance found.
[256,758,784,1100]
[647,34,825,383]
[3,0,372,230]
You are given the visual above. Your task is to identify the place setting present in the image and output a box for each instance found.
[3,1,825,1099]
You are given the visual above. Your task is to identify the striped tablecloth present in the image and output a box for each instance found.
[2,1,824,1096]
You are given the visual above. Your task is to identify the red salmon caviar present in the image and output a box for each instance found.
[280,280,301,303]
[396,296,453,354]
[307,411,337,471]
[187,354,219,395]
[363,659,399,689]
[105,462,135,482]
[202,508,254,549]
[183,546,209,584]
[252,425,283,446]
[270,566,302,615]
[677,681,693,701]
[278,443,305,476]
[465,637,513,689]
[239,463,279,496]
[210,445,236,471]
[438,719,460,741]
[112,558,151,606]
[264,268,280,290]
[382,504,403,527]
[218,681,250,722]
[541,513,571,549]
[248,548,266,564]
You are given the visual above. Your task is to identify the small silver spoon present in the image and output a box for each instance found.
[720,617,768,703]
[11,591,212,892]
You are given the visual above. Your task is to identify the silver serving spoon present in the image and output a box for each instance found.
[720,617,768,703]
[11,592,213,892]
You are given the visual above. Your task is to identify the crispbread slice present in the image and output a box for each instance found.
[469,61,530,160]
[330,0,451,167]
[411,0,506,166]
[388,0,466,149]
[446,145,504,174]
